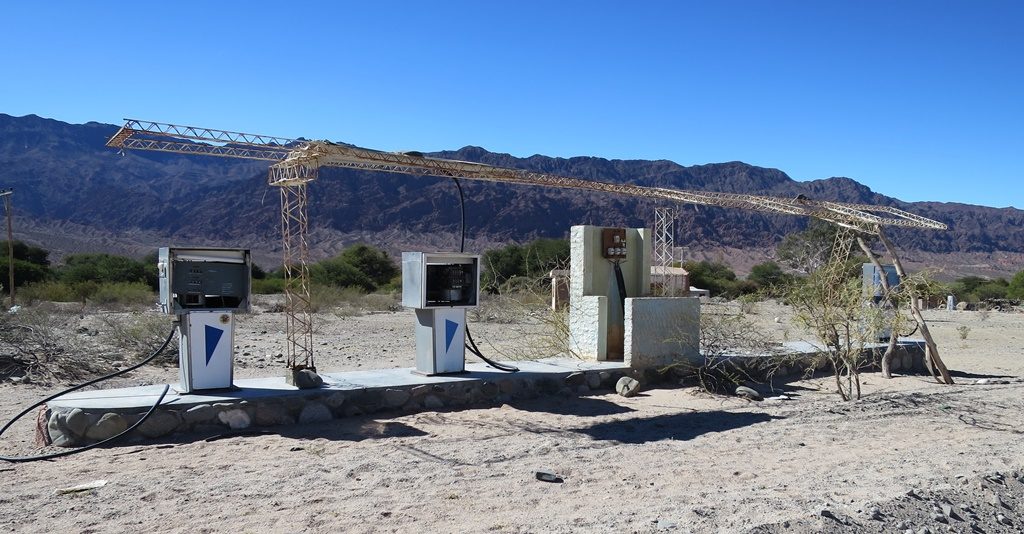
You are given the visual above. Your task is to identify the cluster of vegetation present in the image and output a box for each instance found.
[3,240,407,309]
[481,238,569,293]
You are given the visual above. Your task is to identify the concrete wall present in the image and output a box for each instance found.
[624,297,701,369]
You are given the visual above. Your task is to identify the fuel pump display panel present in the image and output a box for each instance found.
[424,263,478,307]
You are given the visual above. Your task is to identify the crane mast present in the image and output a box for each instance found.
[107,119,948,372]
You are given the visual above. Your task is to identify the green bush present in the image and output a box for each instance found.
[951,275,1009,303]
[60,253,148,285]
[89,282,155,306]
[1009,270,1024,300]
[683,260,742,298]
[747,262,794,295]
[252,278,286,294]
[308,284,364,313]
[0,258,52,288]
[337,244,398,287]
[310,257,376,291]
[20,281,77,303]
[482,238,569,293]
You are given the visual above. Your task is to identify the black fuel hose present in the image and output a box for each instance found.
[450,177,518,373]
[613,262,628,312]
[0,326,177,463]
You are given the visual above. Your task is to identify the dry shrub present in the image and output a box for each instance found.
[662,301,785,394]
[99,312,179,365]
[0,308,113,381]
[471,289,578,361]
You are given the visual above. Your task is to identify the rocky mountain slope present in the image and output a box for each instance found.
[2,113,1022,276]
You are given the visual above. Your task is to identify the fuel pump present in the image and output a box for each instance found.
[401,252,480,375]
[158,247,251,393]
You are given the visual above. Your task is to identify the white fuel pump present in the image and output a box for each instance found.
[401,252,480,375]
[158,247,251,393]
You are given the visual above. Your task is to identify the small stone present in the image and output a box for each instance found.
[868,506,883,520]
[137,411,179,438]
[383,389,411,409]
[932,513,947,523]
[182,404,216,423]
[535,470,562,483]
[656,519,677,530]
[996,513,1012,526]
[85,413,128,441]
[586,373,602,389]
[298,403,332,424]
[990,493,1005,509]
[564,372,586,387]
[423,395,444,409]
[735,386,762,401]
[616,376,640,397]
[940,503,956,520]
[64,409,91,437]
[217,409,251,430]
[917,527,932,534]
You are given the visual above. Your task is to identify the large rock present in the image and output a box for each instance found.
[616,377,641,397]
[298,402,332,424]
[290,369,324,389]
[586,373,602,389]
[85,413,128,441]
[183,404,217,423]
[64,408,91,437]
[423,395,445,409]
[325,392,347,410]
[137,411,180,438]
[217,409,251,430]
[383,389,411,409]
[564,372,586,387]
[48,411,75,447]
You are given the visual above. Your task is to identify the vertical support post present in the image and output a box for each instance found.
[1,191,13,306]
[279,183,314,370]
[876,226,953,385]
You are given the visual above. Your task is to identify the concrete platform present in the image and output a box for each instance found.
[43,358,634,447]
[48,359,630,412]
[41,339,927,448]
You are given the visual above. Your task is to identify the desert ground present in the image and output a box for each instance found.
[1,298,1023,533]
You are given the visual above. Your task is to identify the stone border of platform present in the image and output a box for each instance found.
[43,361,634,447]
[41,340,928,447]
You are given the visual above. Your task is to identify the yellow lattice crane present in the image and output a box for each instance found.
[107,119,948,374]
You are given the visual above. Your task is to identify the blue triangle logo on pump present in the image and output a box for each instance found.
[205,325,224,366]
[444,319,459,354]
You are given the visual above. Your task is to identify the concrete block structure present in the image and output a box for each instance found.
[568,225,652,361]
[624,297,701,369]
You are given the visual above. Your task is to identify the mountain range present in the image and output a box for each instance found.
[2,113,1022,278]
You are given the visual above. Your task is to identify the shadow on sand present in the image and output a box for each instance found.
[575,410,781,444]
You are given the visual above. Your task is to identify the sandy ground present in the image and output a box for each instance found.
[1,299,1023,533]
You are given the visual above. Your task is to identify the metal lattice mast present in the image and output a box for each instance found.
[270,163,318,370]
[652,206,678,296]
[653,206,675,268]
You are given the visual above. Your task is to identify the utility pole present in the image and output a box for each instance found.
[0,189,13,306]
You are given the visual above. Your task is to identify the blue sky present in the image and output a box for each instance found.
[1,1,1021,208]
